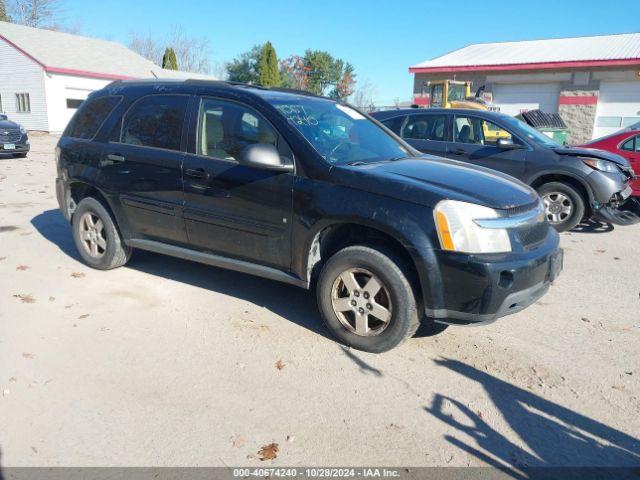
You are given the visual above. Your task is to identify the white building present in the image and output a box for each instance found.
[0,21,214,132]
[410,33,640,143]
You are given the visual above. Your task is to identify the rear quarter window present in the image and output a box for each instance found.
[65,96,122,140]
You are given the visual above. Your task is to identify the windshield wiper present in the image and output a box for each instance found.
[347,156,408,167]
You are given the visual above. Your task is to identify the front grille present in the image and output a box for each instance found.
[0,129,21,143]
[516,221,549,249]
[501,200,540,216]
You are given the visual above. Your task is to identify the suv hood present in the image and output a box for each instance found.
[0,120,20,129]
[332,156,538,210]
[554,147,630,168]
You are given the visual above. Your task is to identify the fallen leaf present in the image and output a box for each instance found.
[581,317,590,323]
[22,353,35,359]
[16,265,30,271]
[286,435,295,443]
[71,272,85,278]
[2,389,9,397]
[78,314,90,319]
[0,256,6,261]
[31,446,38,454]
[231,435,245,448]
[13,293,35,303]
[258,443,279,461]
[48,296,55,302]
[612,385,625,390]
[614,257,621,261]
[596,249,606,254]
[9,377,17,383]
[275,359,285,370]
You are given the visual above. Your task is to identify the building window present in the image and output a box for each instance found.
[15,93,31,113]
[66,99,84,109]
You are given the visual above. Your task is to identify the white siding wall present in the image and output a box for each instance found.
[44,73,111,133]
[0,37,48,130]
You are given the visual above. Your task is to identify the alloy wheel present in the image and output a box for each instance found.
[542,192,573,224]
[78,211,107,258]
[330,268,393,336]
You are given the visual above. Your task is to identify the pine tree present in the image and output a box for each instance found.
[0,0,10,22]
[258,41,280,87]
[162,47,179,70]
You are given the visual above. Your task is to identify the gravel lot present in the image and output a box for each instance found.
[0,134,639,470]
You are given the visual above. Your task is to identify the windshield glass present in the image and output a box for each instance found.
[267,96,410,165]
[499,114,561,148]
[448,84,467,102]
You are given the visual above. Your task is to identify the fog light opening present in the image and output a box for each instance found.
[498,271,514,289]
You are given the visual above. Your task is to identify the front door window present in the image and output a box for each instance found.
[454,116,515,146]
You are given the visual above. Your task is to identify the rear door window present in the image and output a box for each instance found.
[116,95,189,151]
[65,96,121,140]
[401,114,447,141]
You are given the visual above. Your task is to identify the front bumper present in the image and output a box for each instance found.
[425,230,562,325]
[0,143,29,154]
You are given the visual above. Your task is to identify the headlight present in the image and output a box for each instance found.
[582,158,618,173]
[20,126,26,134]
[434,200,512,254]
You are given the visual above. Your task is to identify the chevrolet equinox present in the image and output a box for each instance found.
[55,80,563,352]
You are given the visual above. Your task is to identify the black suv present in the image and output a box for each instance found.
[372,108,638,232]
[0,113,30,158]
[56,81,562,352]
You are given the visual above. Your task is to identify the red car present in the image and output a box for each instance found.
[582,126,640,196]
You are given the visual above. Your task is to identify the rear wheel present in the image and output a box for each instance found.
[537,182,585,232]
[317,245,420,353]
[72,197,131,270]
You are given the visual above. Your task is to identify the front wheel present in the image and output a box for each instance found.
[316,245,420,353]
[537,182,585,232]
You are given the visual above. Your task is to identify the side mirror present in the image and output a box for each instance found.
[238,143,294,173]
[496,137,521,150]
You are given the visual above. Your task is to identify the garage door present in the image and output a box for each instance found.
[593,81,640,139]
[493,83,560,116]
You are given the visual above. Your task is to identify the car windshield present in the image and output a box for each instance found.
[499,114,561,148]
[266,95,410,165]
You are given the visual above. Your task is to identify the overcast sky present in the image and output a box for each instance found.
[64,0,640,104]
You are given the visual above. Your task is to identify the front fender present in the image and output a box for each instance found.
[290,178,444,312]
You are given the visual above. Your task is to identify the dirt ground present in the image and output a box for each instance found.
[0,134,638,470]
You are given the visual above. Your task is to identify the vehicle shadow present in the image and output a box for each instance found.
[31,209,331,340]
[426,358,640,476]
[570,219,614,234]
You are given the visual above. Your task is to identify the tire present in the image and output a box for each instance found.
[537,182,585,232]
[72,197,131,270]
[316,245,420,353]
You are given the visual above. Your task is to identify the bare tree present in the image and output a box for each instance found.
[351,79,377,112]
[10,0,60,28]
[168,26,210,74]
[128,26,212,74]
[128,32,163,66]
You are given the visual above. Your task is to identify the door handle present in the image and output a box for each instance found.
[100,153,126,167]
[106,153,126,163]
[185,168,210,179]
[451,148,467,155]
